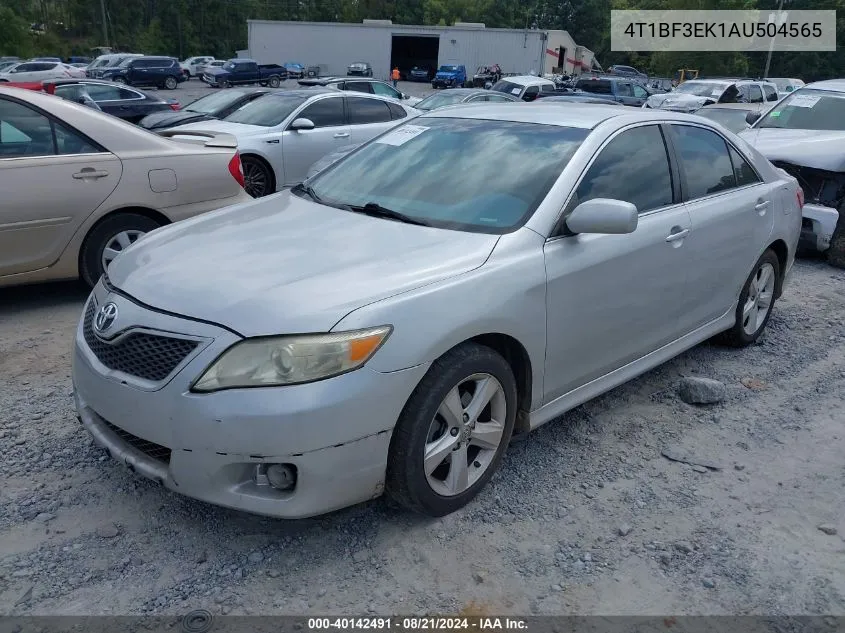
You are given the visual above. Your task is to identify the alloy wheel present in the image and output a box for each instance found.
[741,262,775,335]
[101,229,145,272]
[423,373,507,497]
[242,159,269,197]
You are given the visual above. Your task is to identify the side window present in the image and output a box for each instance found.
[672,125,736,198]
[371,82,400,99]
[0,99,55,157]
[386,101,408,120]
[346,96,392,125]
[540,83,555,93]
[53,122,101,155]
[85,84,124,101]
[746,85,763,103]
[297,97,345,128]
[632,85,648,98]
[616,82,633,97]
[118,87,142,99]
[571,125,673,215]
[763,85,778,102]
[12,63,34,73]
[344,81,374,94]
[523,86,539,101]
[488,94,514,102]
[728,145,760,187]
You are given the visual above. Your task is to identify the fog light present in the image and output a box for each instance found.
[267,464,297,491]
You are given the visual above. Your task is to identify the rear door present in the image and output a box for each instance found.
[0,96,121,277]
[345,95,396,144]
[615,81,637,106]
[280,95,348,185]
[667,123,777,329]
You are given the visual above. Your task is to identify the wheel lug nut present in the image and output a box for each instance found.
[453,443,461,450]
[473,461,481,468]
[462,413,469,422]
[450,428,459,437]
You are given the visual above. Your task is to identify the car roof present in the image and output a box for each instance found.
[500,75,555,86]
[803,79,845,93]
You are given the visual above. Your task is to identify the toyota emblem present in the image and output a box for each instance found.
[94,302,118,333]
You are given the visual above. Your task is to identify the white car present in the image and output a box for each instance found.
[180,56,216,77]
[768,77,805,100]
[490,75,557,101]
[645,79,780,112]
[0,61,78,83]
[169,88,420,197]
[61,63,88,78]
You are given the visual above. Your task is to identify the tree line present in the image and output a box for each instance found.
[1,0,843,81]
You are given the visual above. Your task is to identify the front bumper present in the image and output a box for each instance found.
[72,283,429,518]
[801,202,838,253]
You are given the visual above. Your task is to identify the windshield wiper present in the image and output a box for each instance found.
[347,202,431,227]
[291,182,324,203]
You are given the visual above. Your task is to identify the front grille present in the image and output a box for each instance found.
[101,419,172,464]
[82,300,198,382]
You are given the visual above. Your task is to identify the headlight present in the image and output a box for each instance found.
[192,326,392,392]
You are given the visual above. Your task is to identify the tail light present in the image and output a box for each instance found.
[43,82,55,94]
[796,188,804,210]
[228,152,245,189]
[169,103,180,111]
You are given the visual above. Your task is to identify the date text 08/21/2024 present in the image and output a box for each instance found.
[307,618,529,631]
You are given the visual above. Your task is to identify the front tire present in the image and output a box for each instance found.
[79,213,163,287]
[240,155,274,198]
[386,342,517,517]
[826,203,845,269]
[718,249,780,347]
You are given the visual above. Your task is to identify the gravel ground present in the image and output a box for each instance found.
[1,256,845,615]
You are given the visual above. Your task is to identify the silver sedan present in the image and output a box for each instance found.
[73,103,801,518]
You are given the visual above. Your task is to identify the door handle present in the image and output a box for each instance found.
[755,199,770,214]
[333,132,350,138]
[665,227,690,242]
[73,169,108,180]
[265,139,279,144]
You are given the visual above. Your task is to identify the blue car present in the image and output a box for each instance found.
[431,64,467,89]
[283,62,305,78]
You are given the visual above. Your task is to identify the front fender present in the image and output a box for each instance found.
[331,229,548,410]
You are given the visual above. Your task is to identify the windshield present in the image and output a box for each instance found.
[186,90,250,113]
[115,57,135,68]
[415,92,469,111]
[307,117,588,233]
[491,80,523,97]
[694,107,751,134]
[223,93,308,126]
[757,88,845,131]
[675,81,730,97]
[439,65,458,72]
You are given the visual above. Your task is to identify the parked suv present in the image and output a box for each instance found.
[102,56,186,90]
[575,76,652,107]
[432,65,467,89]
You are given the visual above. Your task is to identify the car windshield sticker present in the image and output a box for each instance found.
[788,95,820,108]
[376,125,429,146]
[770,110,782,117]
[511,88,522,95]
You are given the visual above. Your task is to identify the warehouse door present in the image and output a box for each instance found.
[391,35,439,80]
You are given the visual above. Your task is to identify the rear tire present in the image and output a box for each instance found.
[268,75,281,88]
[717,249,780,347]
[826,204,845,269]
[240,155,275,198]
[219,79,230,89]
[79,213,163,287]
[164,75,178,90]
[386,342,517,517]
[113,76,126,84]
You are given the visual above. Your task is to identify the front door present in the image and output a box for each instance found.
[0,97,121,277]
[280,95,349,186]
[542,124,692,403]
[667,123,777,328]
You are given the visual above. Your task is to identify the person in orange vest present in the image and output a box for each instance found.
[391,67,400,88]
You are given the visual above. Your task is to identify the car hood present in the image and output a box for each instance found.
[648,93,711,109]
[107,191,500,336]
[167,120,269,137]
[139,110,214,130]
[738,127,845,172]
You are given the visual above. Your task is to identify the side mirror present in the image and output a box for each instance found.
[290,117,315,131]
[566,198,638,235]
[745,111,761,125]
[402,93,410,100]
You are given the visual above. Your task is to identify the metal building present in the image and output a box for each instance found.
[247,19,597,81]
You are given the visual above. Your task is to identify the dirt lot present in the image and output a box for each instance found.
[1,259,844,616]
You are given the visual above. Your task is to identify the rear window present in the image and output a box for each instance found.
[577,79,612,95]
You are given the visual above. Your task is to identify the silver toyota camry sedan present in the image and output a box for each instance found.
[73,104,802,519]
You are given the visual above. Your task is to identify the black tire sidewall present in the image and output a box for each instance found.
[79,213,162,287]
[386,343,517,517]
[268,76,280,88]
[241,156,273,198]
[726,249,781,346]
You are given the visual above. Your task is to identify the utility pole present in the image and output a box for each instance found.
[100,0,109,46]
[763,0,786,79]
